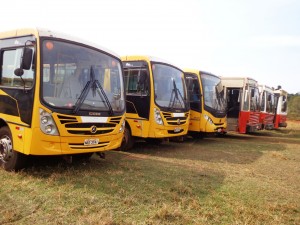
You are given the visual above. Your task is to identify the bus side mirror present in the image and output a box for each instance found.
[14,47,33,76]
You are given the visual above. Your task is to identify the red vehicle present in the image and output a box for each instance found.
[221,77,261,133]
[274,88,288,128]
[259,85,275,130]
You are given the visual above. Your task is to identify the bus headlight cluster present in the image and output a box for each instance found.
[154,108,163,125]
[204,114,213,125]
[39,108,59,135]
[119,120,125,133]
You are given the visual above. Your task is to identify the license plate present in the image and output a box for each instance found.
[174,127,182,133]
[84,138,99,145]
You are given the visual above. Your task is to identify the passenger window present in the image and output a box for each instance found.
[124,68,149,95]
[1,48,34,88]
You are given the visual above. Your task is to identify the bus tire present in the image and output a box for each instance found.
[120,126,134,151]
[0,126,27,171]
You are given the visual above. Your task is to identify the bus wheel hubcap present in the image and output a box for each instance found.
[0,136,13,162]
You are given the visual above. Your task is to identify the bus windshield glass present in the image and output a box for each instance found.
[152,63,186,110]
[201,73,226,112]
[244,85,259,111]
[41,40,125,113]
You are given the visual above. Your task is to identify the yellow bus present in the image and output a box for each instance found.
[0,28,125,171]
[121,56,190,150]
[184,69,227,137]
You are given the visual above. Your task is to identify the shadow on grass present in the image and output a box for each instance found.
[17,151,226,225]
[126,133,285,165]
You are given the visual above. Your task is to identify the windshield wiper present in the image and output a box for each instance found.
[168,79,185,109]
[73,80,92,114]
[93,79,113,116]
[73,66,113,115]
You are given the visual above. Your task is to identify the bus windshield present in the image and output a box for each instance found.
[153,63,186,110]
[244,85,259,111]
[201,73,226,112]
[41,40,125,113]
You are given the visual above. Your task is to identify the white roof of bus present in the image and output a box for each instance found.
[221,76,258,88]
[0,27,120,58]
[274,88,288,95]
[258,84,274,93]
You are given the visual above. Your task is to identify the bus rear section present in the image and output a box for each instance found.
[121,56,190,150]
[0,28,125,171]
[221,77,261,134]
[259,85,275,130]
[274,88,288,128]
[184,69,227,137]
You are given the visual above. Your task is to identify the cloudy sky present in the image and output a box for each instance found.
[1,0,299,93]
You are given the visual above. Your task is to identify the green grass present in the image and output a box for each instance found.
[288,95,300,120]
[1,121,300,224]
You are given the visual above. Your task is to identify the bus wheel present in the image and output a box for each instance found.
[0,126,27,171]
[120,126,134,151]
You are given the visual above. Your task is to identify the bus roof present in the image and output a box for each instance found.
[184,68,220,79]
[274,88,288,96]
[221,76,258,88]
[121,55,182,71]
[258,84,274,93]
[0,27,120,58]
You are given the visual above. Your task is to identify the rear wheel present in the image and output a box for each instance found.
[0,126,27,171]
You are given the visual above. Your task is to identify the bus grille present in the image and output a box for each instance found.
[162,112,189,125]
[57,115,122,135]
[69,142,109,149]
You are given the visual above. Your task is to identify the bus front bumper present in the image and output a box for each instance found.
[29,129,123,155]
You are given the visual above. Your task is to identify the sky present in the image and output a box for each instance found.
[1,0,300,93]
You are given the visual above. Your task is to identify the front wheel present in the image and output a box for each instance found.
[0,126,27,171]
[120,126,134,151]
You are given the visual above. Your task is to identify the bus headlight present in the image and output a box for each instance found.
[204,114,213,125]
[154,108,163,125]
[119,120,125,133]
[39,108,59,135]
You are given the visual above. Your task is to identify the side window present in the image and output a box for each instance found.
[124,68,148,95]
[1,48,34,87]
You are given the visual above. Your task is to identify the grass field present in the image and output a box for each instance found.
[1,121,300,225]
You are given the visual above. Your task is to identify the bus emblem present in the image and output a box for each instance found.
[177,119,181,125]
[91,125,97,134]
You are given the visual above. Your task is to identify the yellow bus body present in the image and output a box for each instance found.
[0,28,125,170]
[121,56,190,149]
[184,69,227,136]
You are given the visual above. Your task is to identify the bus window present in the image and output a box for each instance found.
[124,68,149,95]
[250,87,259,111]
[1,48,34,87]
